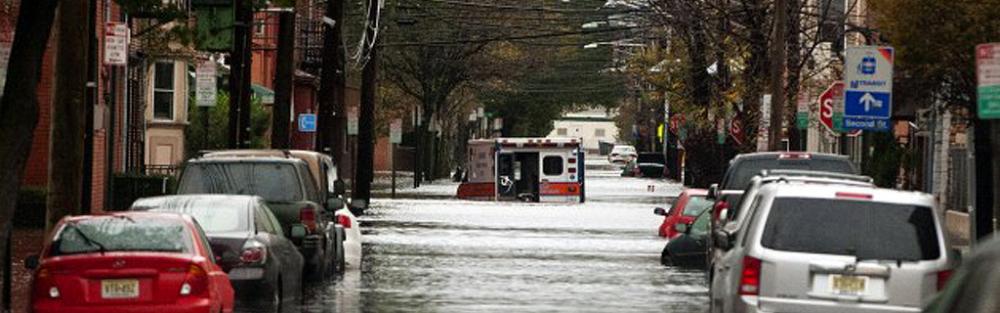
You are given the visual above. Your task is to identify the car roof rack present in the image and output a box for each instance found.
[758,169,874,184]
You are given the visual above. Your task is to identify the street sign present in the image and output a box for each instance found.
[347,107,359,135]
[758,94,771,152]
[844,46,893,131]
[298,113,317,133]
[729,118,744,146]
[390,119,403,144]
[104,22,128,66]
[819,82,844,133]
[195,60,217,107]
[796,92,809,130]
[976,43,1000,119]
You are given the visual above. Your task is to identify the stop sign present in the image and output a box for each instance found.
[819,82,844,133]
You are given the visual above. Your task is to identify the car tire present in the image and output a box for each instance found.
[660,247,673,267]
[335,238,346,273]
[271,279,283,313]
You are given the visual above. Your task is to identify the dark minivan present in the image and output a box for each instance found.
[131,195,303,312]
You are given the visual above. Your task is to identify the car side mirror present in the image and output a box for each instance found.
[707,184,718,200]
[334,180,347,196]
[326,197,345,212]
[713,230,732,250]
[24,254,39,270]
[290,224,308,239]
[653,207,667,216]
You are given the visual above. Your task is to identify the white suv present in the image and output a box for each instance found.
[710,182,956,313]
[608,145,637,164]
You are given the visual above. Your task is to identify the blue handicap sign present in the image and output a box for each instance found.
[298,114,317,133]
[843,91,891,131]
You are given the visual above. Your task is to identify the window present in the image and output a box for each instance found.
[153,62,175,120]
[594,128,606,137]
[177,162,304,202]
[52,216,193,256]
[260,202,284,235]
[254,207,276,234]
[255,21,266,36]
[682,196,714,217]
[760,198,940,261]
[542,156,563,176]
[556,128,568,136]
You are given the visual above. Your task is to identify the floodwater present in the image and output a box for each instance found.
[300,169,709,312]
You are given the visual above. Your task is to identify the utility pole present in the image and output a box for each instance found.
[272,10,294,149]
[353,0,379,213]
[318,0,346,160]
[768,0,787,151]
[47,0,90,232]
[229,0,253,149]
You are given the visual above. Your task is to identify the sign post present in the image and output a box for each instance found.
[390,119,402,198]
[843,46,894,131]
[347,107,359,186]
[977,43,1000,119]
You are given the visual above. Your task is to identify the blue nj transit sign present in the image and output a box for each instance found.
[843,46,893,131]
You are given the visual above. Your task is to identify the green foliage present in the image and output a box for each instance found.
[185,91,271,158]
[861,132,906,188]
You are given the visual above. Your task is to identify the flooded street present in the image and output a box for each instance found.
[302,170,709,312]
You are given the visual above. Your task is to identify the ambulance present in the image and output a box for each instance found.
[457,137,585,203]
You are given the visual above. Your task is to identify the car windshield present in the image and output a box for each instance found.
[761,198,940,261]
[682,196,714,217]
[690,210,711,237]
[51,216,193,256]
[178,162,303,203]
[134,198,250,233]
[726,158,855,190]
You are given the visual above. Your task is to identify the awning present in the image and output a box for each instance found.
[251,84,275,105]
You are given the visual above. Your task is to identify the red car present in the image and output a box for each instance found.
[654,189,713,239]
[26,212,235,313]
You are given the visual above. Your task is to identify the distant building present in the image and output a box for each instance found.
[547,109,618,154]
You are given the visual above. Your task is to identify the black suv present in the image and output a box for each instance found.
[175,156,341,279]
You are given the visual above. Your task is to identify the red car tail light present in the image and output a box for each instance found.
[937,270,953,291]
[180,264,209,296]
[835,192,873,200]
[739,256,762,296]
[713,200,730,221]
[32,267,60,299]
[240,240,268,265]
[300,206,318,233]
[337,214,352,229]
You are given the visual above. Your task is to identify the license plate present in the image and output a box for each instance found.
[830,275,868,295]
[101,279,139,299]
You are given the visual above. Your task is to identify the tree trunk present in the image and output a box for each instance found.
[785,0,803,151]
[47,0,91,232]
[271,11,295,149]
[353,0,379,212]
[0,0,59,268]
[768,0,788,151]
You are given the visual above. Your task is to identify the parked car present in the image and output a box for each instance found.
[200,150,362,270]
[635,153,668,178]
[661,208,711,268]
[707,152,858,223]
[608,145,638,164]
[176,154,341,278]
[26,212,234,313]
[925,235,1000,313]
[709,182,956,313]
[131,195,304,312]
[654,189,712,239]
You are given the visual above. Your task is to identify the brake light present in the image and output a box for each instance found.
[240,240,268,265]
[32,267,60,299]
[739,256,762,296]
[300,206,318,233]
[778,153,811,160]
[937,270,953,290]
[180,264,208,296]
[835,192,873,200]
[337,214,352,229]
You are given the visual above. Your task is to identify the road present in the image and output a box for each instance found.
[300,167,709,312]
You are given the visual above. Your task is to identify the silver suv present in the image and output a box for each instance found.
[709,181,955,313]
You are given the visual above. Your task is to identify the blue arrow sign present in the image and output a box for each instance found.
[298,113,317,133]
[843,46,893,131]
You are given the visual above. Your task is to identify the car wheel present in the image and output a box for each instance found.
[335,239,346,273]
[660,245,673,267]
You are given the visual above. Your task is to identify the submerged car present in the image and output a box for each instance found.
[661,208,711,268]
[27,212,234,313]
[608,145,638,164]
[654,189,712,239]
[131,195,304,311]
[635,153,668,178]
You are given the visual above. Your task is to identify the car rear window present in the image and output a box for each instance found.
[760,198,940,261]
[683,196,714,217]
[725,159,855,190]
[178,162,303,203]
[52,216,193,256]
[134,198,250,233]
